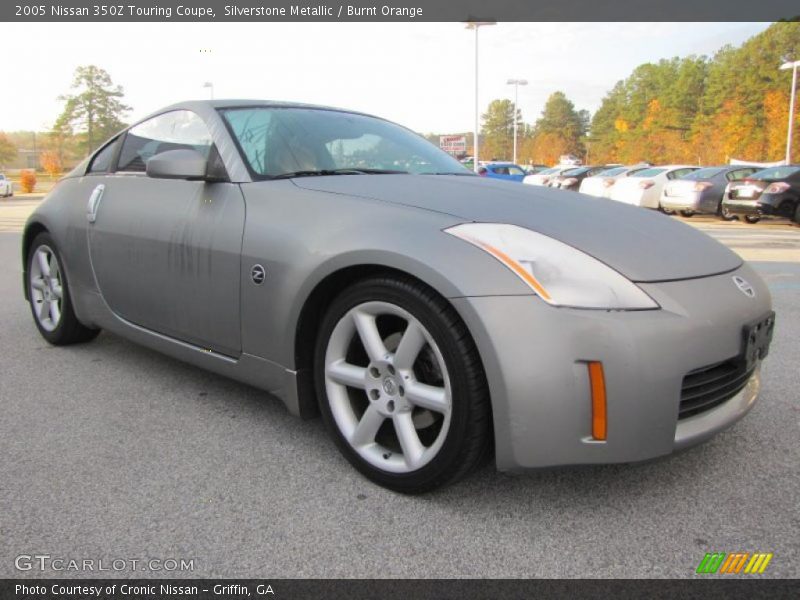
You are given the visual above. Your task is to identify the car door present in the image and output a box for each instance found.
[86,110,245,357]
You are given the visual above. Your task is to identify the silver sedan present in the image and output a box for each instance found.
[22,101,775,493]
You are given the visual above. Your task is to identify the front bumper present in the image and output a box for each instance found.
[452,262,772,471]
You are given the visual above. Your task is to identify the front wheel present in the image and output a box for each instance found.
[744,215,761,224]
[27,232,100,345]
[314,276,491,493]
[661,207,675,215]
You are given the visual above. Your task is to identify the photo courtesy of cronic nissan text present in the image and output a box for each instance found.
[0,1,797,598]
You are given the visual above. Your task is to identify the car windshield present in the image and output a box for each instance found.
[681,167,724,180]
[631,168,666,178]
[749,165,800,180]
[537,168,559,175]
[596,167,626,177]
[221,107,472,178]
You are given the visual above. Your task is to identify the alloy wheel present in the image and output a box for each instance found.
[324,301,452,473]
[29,244,63,332]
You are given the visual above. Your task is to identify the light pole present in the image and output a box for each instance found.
[506,78,527,164]
[203,81,214,100]
[780,59,799,165]
[465,21,495,171]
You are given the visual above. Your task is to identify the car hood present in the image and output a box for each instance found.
[292,175,742,282]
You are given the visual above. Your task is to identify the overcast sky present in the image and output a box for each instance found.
[1,22,770,134]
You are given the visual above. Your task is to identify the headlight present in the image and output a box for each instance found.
[445,223,659,310]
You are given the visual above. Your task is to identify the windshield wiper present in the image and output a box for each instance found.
[272,168,408,179]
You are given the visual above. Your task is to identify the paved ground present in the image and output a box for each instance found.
[0,199,798,578]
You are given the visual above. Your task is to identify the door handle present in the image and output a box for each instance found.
[86,184,105,223]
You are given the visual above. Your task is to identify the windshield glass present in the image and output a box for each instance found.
[631,168,666,178]
[563,167,589,176]
[749,166,800,180]
[538,167,559,175]
[221,107,471,178]
[681,167,724,180]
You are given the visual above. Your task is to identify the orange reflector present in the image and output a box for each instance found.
[473,241,553,301]
[588,362,607,440]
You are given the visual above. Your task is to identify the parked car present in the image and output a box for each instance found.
[477,162,527,182]
[720,165,800,224]
[0,173,13,197]
[523,165,572,187]
[22,100,774,493]
[549,165,611,191]
[609,165,698,209]
[578,165,648,198]
[660,166,760,219]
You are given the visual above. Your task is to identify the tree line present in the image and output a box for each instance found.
[444,21,799,166]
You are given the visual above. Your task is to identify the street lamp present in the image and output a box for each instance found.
[465,21,496,171]
[203,81,214,100]
[780,59,799,165]
[506,78,528,164]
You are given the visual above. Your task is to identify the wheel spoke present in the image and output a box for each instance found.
[393,412,425,469]
[31,278,46,291]
[51,284,63,299]
[393,321,426,370]
[405,381,449,413]
[352,310,387,363]
[49,300,61,325]
[326,360,367,390]
[37,250,50,276]
[350,404,385,447]
[37,299,50,322]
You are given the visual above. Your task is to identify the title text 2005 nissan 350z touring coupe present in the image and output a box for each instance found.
[22,101,775,493]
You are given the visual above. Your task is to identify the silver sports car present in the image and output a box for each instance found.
[23,101,775,493]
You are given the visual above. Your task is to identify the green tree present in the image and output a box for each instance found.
[0,132,17,167]
[531,91,587,160]
[55,65,131,155]
[480,99,522,160]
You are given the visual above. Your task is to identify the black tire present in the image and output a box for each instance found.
[794,203,800,225]
[680,210,694,218]
[744,215,761,224]
[314,275,491,493]
[718,204,738,221]
[27,232,100,345]
[661,207,675,215]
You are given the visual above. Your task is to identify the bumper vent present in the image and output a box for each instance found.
[679,359,754,420]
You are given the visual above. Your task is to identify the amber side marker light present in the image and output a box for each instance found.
[588,362,607,440]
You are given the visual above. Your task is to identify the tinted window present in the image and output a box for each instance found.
[87,138,118,174]
[682,167,724,180]
[750,166,800,180]
[727,168,757,181]
[631,168,666,178]
[221,107,468,177]
[668,168,697,180]
[507,166,525,176]
[117,110,213,173]
[597,167,626,177]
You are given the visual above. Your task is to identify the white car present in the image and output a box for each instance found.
[0,174,13,197]
[578,165,649,198]
[523,166,571,187]
[608,165,698,209]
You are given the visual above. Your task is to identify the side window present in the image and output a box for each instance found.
[87,138,119,174]
[728,168,754,181]
[669,168,693,180]
[117,110,213,173]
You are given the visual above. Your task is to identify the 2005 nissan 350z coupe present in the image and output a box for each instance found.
[23,101,776,492]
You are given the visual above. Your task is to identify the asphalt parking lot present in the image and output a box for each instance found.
[0,198,798,578]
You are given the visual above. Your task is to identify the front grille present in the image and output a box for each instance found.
[679,358,754,420]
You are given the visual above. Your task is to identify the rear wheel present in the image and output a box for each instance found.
[718,204,737,221]
[744,215,761,224]
[27,232,100,345]
[661,207,675,215]
[314,276,491,493]
[794,203,800,224]
[680,210,694,217]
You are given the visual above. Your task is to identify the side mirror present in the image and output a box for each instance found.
[146,149,208,180]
